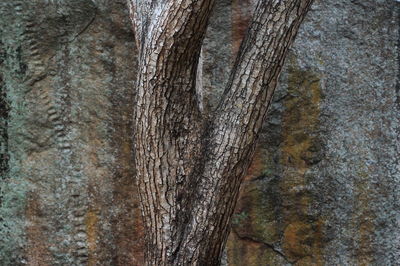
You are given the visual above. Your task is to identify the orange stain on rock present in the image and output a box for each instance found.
[352,172,375,266]
[245,147,268,181]
[282,220,324,265]
[283,222,312,258]
[86,209,98,266]
[111,117,145,265]
[280,62,324,265]
[25,192,51,266]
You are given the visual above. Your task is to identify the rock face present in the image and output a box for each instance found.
[0,1,143,265]
[0,0,399,265]
[224,0,400,265]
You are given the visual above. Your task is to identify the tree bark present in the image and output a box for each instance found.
[127,0,314,265]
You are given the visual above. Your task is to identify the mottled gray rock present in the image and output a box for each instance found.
[0,1,142,265]
[227,0,400,265]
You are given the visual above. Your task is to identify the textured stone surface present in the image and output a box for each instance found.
[0,0,399,265]
[0,1,143,265]
[225,0,400,265]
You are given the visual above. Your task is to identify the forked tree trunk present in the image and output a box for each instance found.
[127,0,314,265]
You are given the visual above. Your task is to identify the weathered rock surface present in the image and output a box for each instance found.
[0,0,399,265]
[0,1,143,265]
[224,0,400,265]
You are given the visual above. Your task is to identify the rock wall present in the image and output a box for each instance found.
[0,1,143,265]
[0,0,399,265]
[223,0,400,265]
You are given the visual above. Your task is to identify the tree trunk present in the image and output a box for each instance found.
[128,0,314,265]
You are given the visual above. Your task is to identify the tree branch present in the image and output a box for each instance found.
[176,0,314,264]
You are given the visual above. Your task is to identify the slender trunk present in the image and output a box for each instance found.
[127,0,314,265]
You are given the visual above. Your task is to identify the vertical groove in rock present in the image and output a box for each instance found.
[0,22,8,183]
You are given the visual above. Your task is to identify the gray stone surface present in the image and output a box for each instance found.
[227,0,400,265]
[295,1,399,264]
[0,1,142,265]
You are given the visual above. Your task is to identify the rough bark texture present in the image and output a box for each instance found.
[127,1,212,264]
[128,0,314,265]
[0,0,399,266]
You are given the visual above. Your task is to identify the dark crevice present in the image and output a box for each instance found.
[231,229,292,264]
[395,2,400,108]
[70,7,97,42]
[0,39,9,205]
